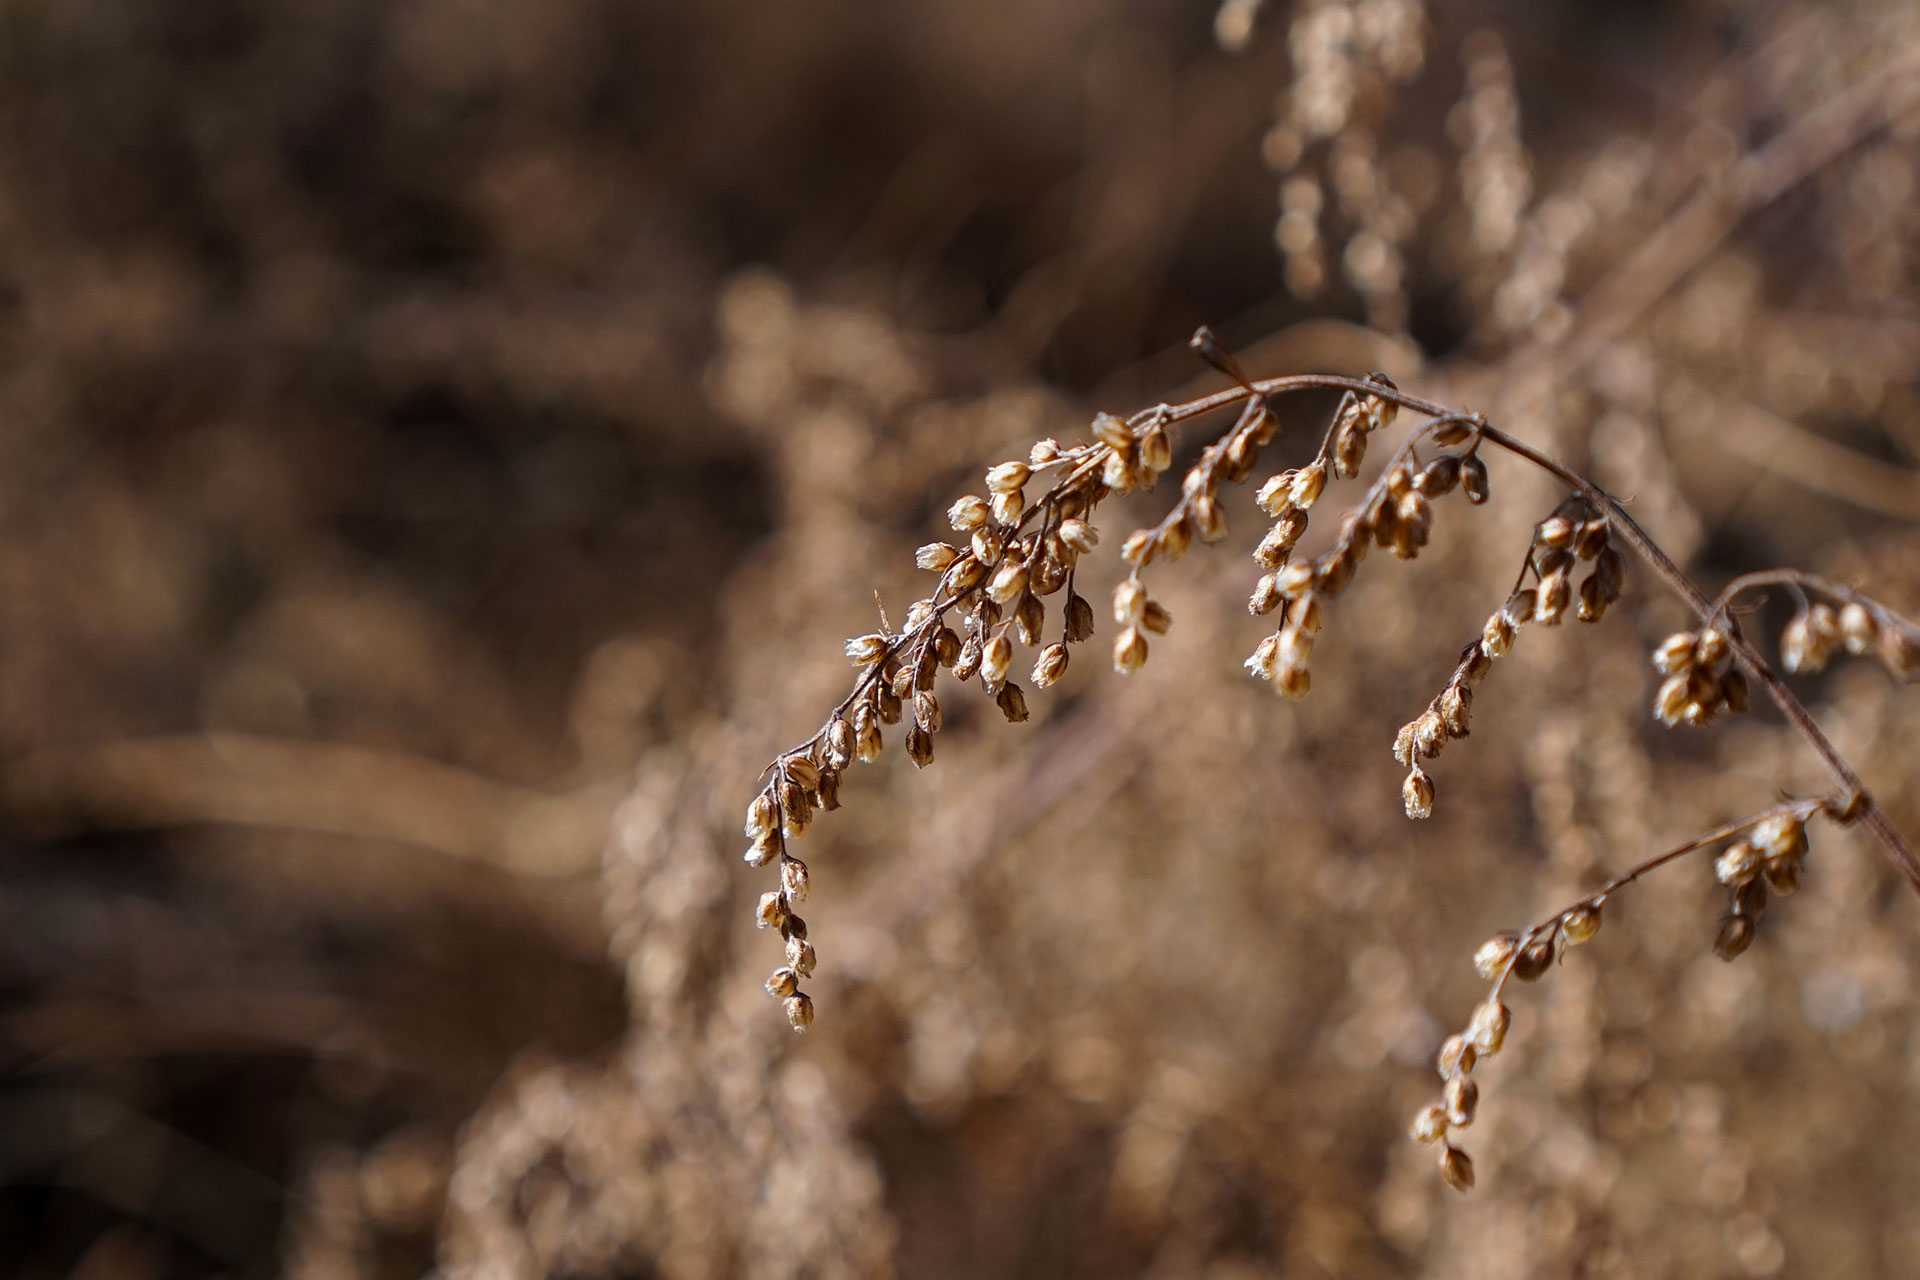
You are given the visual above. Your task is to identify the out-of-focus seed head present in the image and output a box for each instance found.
[1245,633,1281,682]
[784,992,815,1033]
[1468,999,1511,1056]
[1411,1104,1449,1144]
[996,682,1030,723]
[1460,455,1491,504]
[1714,914,1755,961]
[1763,849,1803,895]
[1444,1075,1479,1127]
[1113,579,1146,625]
[1503,588,1538,629]
[1278,624,1312,668]
[1030,438,1061,466]
[1416,456,1461,497]
[1473,934,1519,980]
[1033,643,1069,688]
[1753,814,1808,861]
[1574,518,1610,560]
[766,967,800,999]
[1064,593,1096,643]
[1653,674,1693,726]
[1693,628,1731,673]
[1511,936,1554,981]
[1438,1034,1476,1078]
[1141,427,1173,473]
[1121,529,1156,566]
[1561,903,1601,944]
[1537,514,1576,549]
[1193,494,1229,543]
[1141,600,1173,636]
[1719,669,1748,714]
[1461,643,1492,684]
[1292,592,1326,634]
[1403,766,1435,819]
[906,725,934,768]
[782,914,807,942]
[1275,561,1317,598]
[1839,602,1878,654]
[1114,626,1148,674]
[1438,1144,1475,1192]
[1536,571,1573,625]
[1276,663,1311,699]
[1881,623,1920,681]
[1653,631,1696,675]
[1734,877,1769,920]
[756,891,788,931]
[780,857,810,902]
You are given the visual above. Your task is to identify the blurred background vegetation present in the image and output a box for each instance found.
[0,0,1917,1276]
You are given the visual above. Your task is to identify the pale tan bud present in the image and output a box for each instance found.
[853,704,883,761]
[986,460,1031,493]
[1473,934,1519,980]
[1653,674,1692,725]
[845,634,889,665]
[1030,438,1062,466]
[1141,427,1173,472]
[1033,643,1069,687]
[744,830,779,868]
[1093,412,1132,450]
[1444,1075,1479,1127]
[1438,682,1471,736]
[1102,448,1136,493]
[1120,528,1155,566]
[756,890,789,931]
[1438,1144,1475,1192]
[1403,766,1435,819]
[949,494,990,531]
[1482,612,1514,658]
[1467,999,1511,1056]
[990,489,1023,526]
[947,554,987,594]
[766,967,800,999]
[1290,461,1327,508]
[916,542,958,571]
[1245,634,1281,681]
[996,682,1030,723]
[1058,518,1098,553]
[1561,903,1600,944]
[1413,711,1447,759]
[1880,624,1920,680]
[1192,494,1228,543]
[1538,513,1576,548]
[1840,602,1878,654]
[1411,1104,1449,1144]
[1693,628,1731,672]
[1114,626,1148,674]
[988,559,1029,604]
[784,992,815,1033]
[1536,571,1572,625]
[913,690,942,732]
[1437,1034,1476,1078]
[1113,579,1147,625]
[1248,573,1284,616]
[1714,914,1755,961]
[1141,599,1173,635]
[746,792,776,840]
[826,717,854,770]
[971,526,1004,564]
[906,725,934,768]
[777,858,809,903]
[1275,561,1316,598]
[784,755,820,791]
[1157,517,1192,561]
[1752,814,1806,861]
[1064,593,1095,643]
[1256,472,1296,518]
[981,633,1013,687]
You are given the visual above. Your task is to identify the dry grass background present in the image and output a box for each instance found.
[0,0,1918,1276]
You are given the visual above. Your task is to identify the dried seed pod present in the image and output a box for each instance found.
[845,634,890,665]
[746,792,776,841]
[912,690,942,733]
[1763,848,1803,895]
[743,831,779,868]
[988,559,1029,604]
[852,704,883,761]
[1192,494,1229,543]
[1256,472,1296,517]
[1467,999,1511,1056]
[1460,455,1491,503]
[1016,593,1045,646]
[1275,561,1317,598]
[1719,669,1748,714]
[817,768,840,810]
[970,526,1003,564]
[1437,1034,1476,1078]
[1292,592,1326,633]
[1141,427,1173,473]
[1473,935,1519,980]
[1882,624,1920,680]
[1030,438,1061,466]
[981,633,1013,687]
[1574,518,1609,560]
[1276,662,1310,699]
[1431,419,1474,446]
[826,717,855,770]
[1064,593,1096,643]
[1438,682,1471,736]
[890,663,917,699]
[1113,579,1147,625]
[1444,1075,1479,1127]
[1561,903,1601,944]
[780,857,810,901]
[1693,628,1731,672]
[1839,602,1878,654]
[1537,514,1576,549]
[785,758,821,792]
[1290,461,1328,508]
[1411,1104,1449,1144]
[1244,633,1281,682]
[1058,518,1098,554]
[948,553,988,594]
[1535,571,1573,625]
[1714,914,1755,961]
[916,542,958,572]
[1157,517,1193,561]
[1114,626,1148,674]
[990,489,1023,526]
[1093,412,1132,450]
[1403,766,1435,819]
[905,725,934,768]
[1438,1145,1475,1192]
[756,891,788,931]
[1734,878,1769,921]
[996,682,1030,722]
[1511,936,1554,981]
[1248,573,1284,616]
[1503,588,1538,629]
[1413,710,1447,759]
[779,780,812,836]
[1141,599,1173,635]
[1653,674,1692,726]
[952,637,982,683]
[876,683,903,726]
[766,967,800,999]
[948,495,991,531]
[1753,814,1807,861]
[1416,456,1461,496]
[784,992,815,1033]
[986,460,1031,493]
[1460,643,1492,684]
[1120,529,1155,566]
[1482,611,1515,658]
[782,914,807,942]
[1576,573,1610,623]
[1033,643,1069,687]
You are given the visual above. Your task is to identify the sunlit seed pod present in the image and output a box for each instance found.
[1439,682,1471,736]
[1752,815,1806,861]
[905,725,934,769]
[1113,579,1147,625]
[1438,1145,1475,1192]
[1438,1033,1476,1078]
[1654,631,1697,675]
[1511,936,1554,981]
[996,682,1030,723]
[1653,674,1692,726]
[1535,571,1573,625]
[1445,1075,1479,1127]
[744,831,780,868]
[1411,1103,1449,1144]
[1839,602,1878,654]
[1102,449,1136,493]
[1248,573,1284,616]
[948,554,988,595]
[780,857,810,902]
[1780,612,1816,672]
[1223,432,1258,483]
[1414,711,1447,759]
[1431,420,1474,446]
[1398,490,1433,536]
[1503,588,1538,629]
[845,634,889,665]
[948,495,991,531]
[853,704,883,761]
[1016,593,1045,646]
[1806,601,1841,646]
[1393,722,1418,767]
[1290,461,1328,509]
[1064,593,1096,643]
[971,526,1004,564]
[1460,455,1491,504]
[1114,626,1149,674]
[766,967,800,999]
[779,782,811,837]
[1719,669,1748,714]
[1574,518,1609,560]
[1030,438,1062,466]
[1292,592,1326,634]
[891,664,917,699]
[912,690,942,733]
[1279,623,1312,667]
[952,637,981,683]
[1416,456,1461,496]
[1275,561,1317,598]
[1561,903,1601,944]
[756,891,788,931]
[747,792,776,841]
[914,645,941,690]
[1403,766,1435,819]
[1467,999,1511,1056]
[1256,471,1297,517]
[1473,934,1519,980]
[784,992,815,1033]
[1137,426,1171,472]
[1537,514,1576,549]
[1033,643,1069,688]
[1316,549,1356,598]
[1141,600,1173,635]
[817,768,840,810]
[1482,612,1515,658]
[1693,628,1731,672]
[1193,494,1229,543]
[876,684,903,726]
[1058,518,1099,554]
[1713,914,1755,961]
[986,460,1031,494]
[916,542,959,572]
[990,489,1024,526]
[981,633,1013,687]
[1276,662,1310,699]
[1120,529,1156,566]
[1386,464,1414,500]
[1245,634,1281,682]
[1093,412,1133,451]
[826,717,856,770]
[784,755,821,791]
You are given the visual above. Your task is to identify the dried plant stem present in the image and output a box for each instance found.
[1153,372,1920,896]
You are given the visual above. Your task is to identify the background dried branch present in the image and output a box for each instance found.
[0,0,1917,1277]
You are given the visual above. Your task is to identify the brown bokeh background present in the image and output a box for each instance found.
[1,0,1918,1276]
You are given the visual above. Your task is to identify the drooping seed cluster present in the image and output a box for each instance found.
[1651,627,1749,726]
[1709,807,1815,960]
[1779,593,1920,682]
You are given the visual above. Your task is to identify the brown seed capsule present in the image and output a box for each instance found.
[1403,766,1435,819]
[1249,573,1284,616]
[1256,472,1296,518]
[906,725,934,768]
[1752,814,1807,861]
[1881,624,1920,680]
[1653,674,1692,725]
[1016,593,1045,646]
[1437,1034,1476,1078]
[891,663,917,699]
[746,792,776,841]
[756,891,788,931]
[853,704,883,761]
[1030,438,1061,466]
[1064,593,1096,643]
[779,780,811,836]
[1416,456,1462,496]
[1438,1144,1475,1192]
[996,682,1030,723]
[948,553,988,594]
[1468,999,1511,1056]
[1536,571,1573,625]
[1511,936,1554,981]
[1193,494,1229,543]
[1438,682,1472,737]
[1719,669,1749,713]
[1694,628,1731,673]
[787,936,817,976]
[1093,411,1133,450]
[991,491,1023,526]
[781,857,810,901]
[784,992,815,1033]
[1431,419,1474,446]
[845,634,889,665]
[916,542,959,572]
[1460,455,1491,503]
[1141,427,1173,473]
[1411,1103,1449,1144]
[817,768,840,810]
[948,495,991,531]
[988,559,1029,604]
[1714,914,1755,961]
[1413,711,1447,759]
[1503,589,1538,629]
[1576,573,1610,623]
[1445,1075,1480,1127]
[1279,625,1312,668]
[1113,579,1147,625]
[1734,878,1769,921]
[766,967,800,999]
[876,683,903,726]
[1141,599,1173,635]
[1275,561,1317,598]
[1276,664,1311,699]
[1473,934,1519,980]
[1120,529,1155,566]
[1058,518,1099,554]
[744,830,779,868]
[782,913,807,942]
[1114,626,1148,674]
[1245,633,1281,682]
[826,717,855,770]
[953,636,982,683]
[981,633,1013,687]
[1537,514,1576,549]
[1763,850,1803,895]
[1653,631,1696,675]
[986,460,1031,494]
[913,690,942,733]
[1033,643,1069,688]
[1157,517,1192,561]
[1561,903,1601,944]
[1291,462,1328,509]
[1482,612,1515,658]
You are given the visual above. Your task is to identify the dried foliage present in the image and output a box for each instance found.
[2,1,1920,1278]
